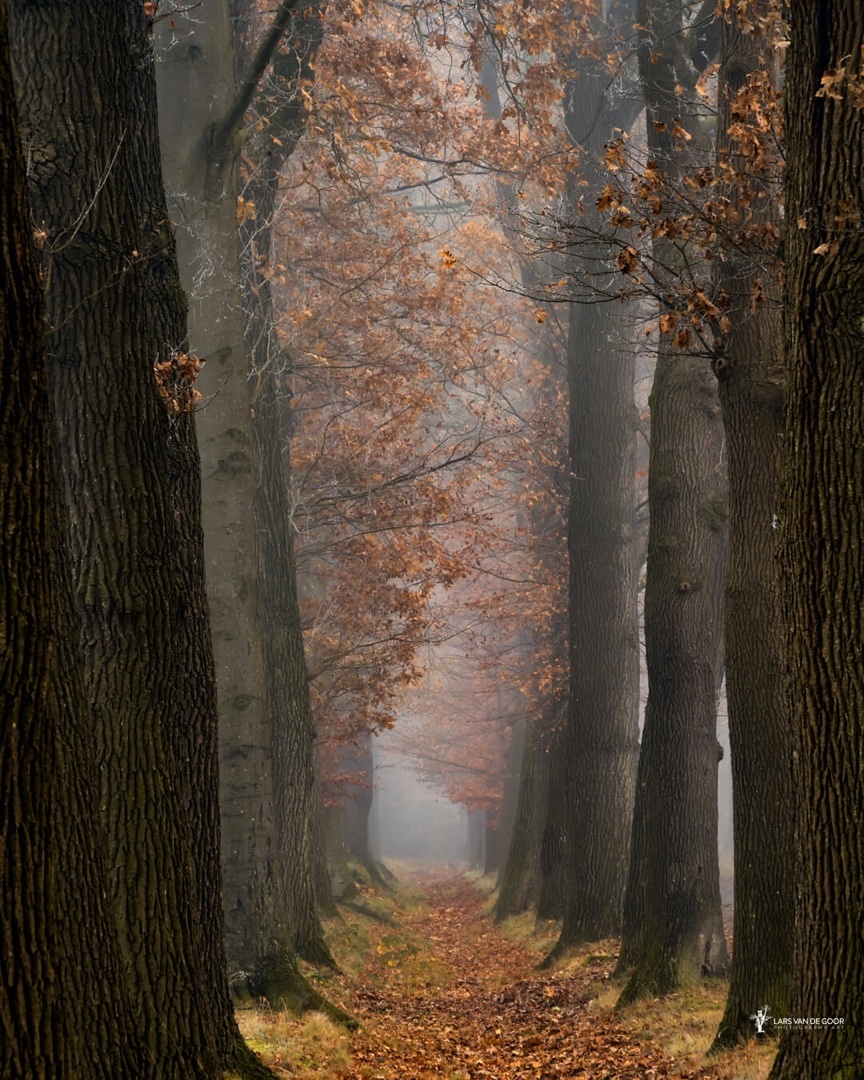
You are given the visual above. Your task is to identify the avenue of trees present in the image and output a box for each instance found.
[2,0,863,1077]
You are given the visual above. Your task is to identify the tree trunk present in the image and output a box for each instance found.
[494,720,547,921]
[483,813,501,876]
[537,720,568,922]
[618,0,728,1004]
[312,746,339,916]
[496,713,526,886]
[236,5,333,961]
[467,811,485,869]
[8,0,238,1071]
[1,18,145,1070]
[549,3,642,956]
[154,2,308,999]
[769,4,864,1076]
[710,4,793,1049]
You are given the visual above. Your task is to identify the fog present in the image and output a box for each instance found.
[369,731,470,868]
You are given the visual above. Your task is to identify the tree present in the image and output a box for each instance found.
[237,0,334,967]
[769,3,864,1076]
[262,2,565,878]
[709,0,793,1048]
[545,0,643,954]
[617,0,728,1002]
[454,0,646,946]
[155,0,344,1004]
[1,5,143,1070]
[8,0,261,1071]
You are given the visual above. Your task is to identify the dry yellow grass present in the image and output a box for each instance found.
[236,1008,353,1078]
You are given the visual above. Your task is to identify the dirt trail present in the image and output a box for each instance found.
[340,876,720,1080]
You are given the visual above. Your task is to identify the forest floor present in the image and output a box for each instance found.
[236,868,776,1080]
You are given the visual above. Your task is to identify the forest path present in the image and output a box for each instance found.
[319,874,727,1080]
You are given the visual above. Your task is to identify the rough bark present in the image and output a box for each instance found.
[237,0,332,963]
[709,5,793,1049]
[0,18,143,1071]
[549,4,642,957]
[768,3,864,1076]
[7,0,237,1071]
[0,28,65,1074]
[618,0,728,1004]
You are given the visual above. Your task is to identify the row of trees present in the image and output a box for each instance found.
[474,3,864,1077]
[2,0,863,1077]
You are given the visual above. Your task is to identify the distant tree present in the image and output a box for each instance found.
[769,3,864,1076]
[236,0,334,967]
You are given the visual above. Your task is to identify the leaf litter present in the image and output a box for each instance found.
[238,873,775,1079]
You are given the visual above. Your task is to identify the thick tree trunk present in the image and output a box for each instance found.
[0,30,66,1075]
[555,292,641,950]
[237,7,332,960]
[8,0,238,1071]
[618,0,728,1003]
[250,359,334,963]
[709,5,792,1049]
[1,20,143,1071]
[155,2,309,1000]
[769,4,864,1076]
[549,4,642,956]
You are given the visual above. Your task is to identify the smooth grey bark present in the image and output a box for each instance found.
[769,3,864,1075]
[155,1,312,1001]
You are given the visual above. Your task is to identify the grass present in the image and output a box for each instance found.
[234,869,460,1076]
[236,1008,352,1077]
[582,973,777,1079]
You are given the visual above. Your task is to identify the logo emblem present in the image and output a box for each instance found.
[750,1006,771,1034]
